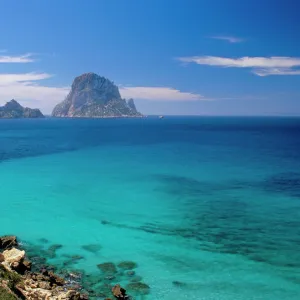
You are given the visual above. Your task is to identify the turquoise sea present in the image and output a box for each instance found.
[1,117,300,299]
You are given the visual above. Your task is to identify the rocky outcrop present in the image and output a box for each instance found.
[52,73,142,118]
[112,284,129,299]
[0,236,87,299]
[0,236,18,250]
[0,100,44,118]
[1,235,150,299]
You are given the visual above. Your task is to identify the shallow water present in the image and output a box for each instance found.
[1,117,300,299]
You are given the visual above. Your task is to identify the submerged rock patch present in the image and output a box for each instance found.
[37,238,49,244]
[97,262,117,275]
[117,261,137,270]
[81,244,102,254]
[126,282,150,295]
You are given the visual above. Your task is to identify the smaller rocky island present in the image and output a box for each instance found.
[0,100,44,119]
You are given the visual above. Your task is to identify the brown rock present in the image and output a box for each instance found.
[3,248,25,268]
[0,236,18,250]
[48,271,65,286]
[23,260,32,268]
[36,273,47,282]
[11,259,32,274]
[63,290,82,299]
[112,284,128,299]
[112,284,122,297]
[0,253,4,262]
[38,281,51,290]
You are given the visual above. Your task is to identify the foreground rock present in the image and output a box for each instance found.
[112,284,129,299]
[0,236,87,299]
[0,100,44,118]
[0,236,18,250]
[2,248,31,274]
[52,73,142,118]
[1,235,147,299]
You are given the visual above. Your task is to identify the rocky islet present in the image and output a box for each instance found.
[0,100,44,119]
[52,73,142,118]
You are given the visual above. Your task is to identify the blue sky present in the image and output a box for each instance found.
[0,0,299,115]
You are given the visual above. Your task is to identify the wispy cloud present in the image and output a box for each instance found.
[0,72,52,83]
[0,72,69,113]
[0,53,35,63]
[253,68,300,76]
[177,56,300,76]
[119,86,203,101]
[210,36,244,43]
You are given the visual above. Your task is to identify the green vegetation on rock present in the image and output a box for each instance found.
[0,286,18,300]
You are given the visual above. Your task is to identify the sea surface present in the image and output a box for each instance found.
[1,116,300,299]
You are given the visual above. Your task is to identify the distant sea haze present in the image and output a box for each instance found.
[1,116,300,299]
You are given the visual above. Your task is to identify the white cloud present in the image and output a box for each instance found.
[119,86,203,101]
[0,53,35,63]
[0,72,52,83]
[178,56,300,68]
[178,56,300,76]
[211,36,244,43]
[0,72,205,114]
[0,72,69,113]
[253,68,300,76]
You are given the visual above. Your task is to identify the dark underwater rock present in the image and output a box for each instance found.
[62,254,84,267]
[37,238,49,244]
[172,280,188,288]
[48,244,63,252]
[97,262,117,275]
[81,244,102,254]
[126,270,135,276]
[117,261,137,270]
[93,283,113,298]
[46,244,63,259]
[130,275,143,282]
[263,172,300,197]
[126,282,150,295]
[29,256,48,272]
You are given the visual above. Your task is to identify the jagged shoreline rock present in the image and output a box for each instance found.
[0,100,44,119]
[0,235,148,300]
[0,236,87,299]
[52,73,143,118]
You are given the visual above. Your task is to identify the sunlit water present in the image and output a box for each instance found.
[1,117,300,299]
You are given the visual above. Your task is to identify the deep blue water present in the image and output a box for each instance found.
[1,116,300,299]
